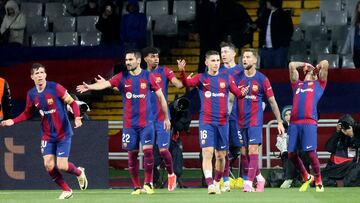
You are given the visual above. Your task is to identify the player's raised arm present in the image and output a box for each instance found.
[169,59,186,88]
[228,76,249,99]
[316,60,329,82]
[288,61,303,83]
[76,80,111,93]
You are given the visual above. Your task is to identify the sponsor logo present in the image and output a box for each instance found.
[58,152,65,156]
[35,103,39,108]
[141,83,147,89]
[125,84,131,87]
[123,143,127,148]
[220,145,226,149]
[39,109,56,116]
[295,88,314,95]
[156,77,162,83]
[249,139,256,142]
[204,91,225,98]
[306,145,312,149]
[144,140,151,144]
[47,98,54,105]
[162,143,168,147]
[245,95,257,100]
[125,92,146,99]
[252,84,258,92]
[201,140,206,145]
[203,83,210,86]
[220,82,226,88]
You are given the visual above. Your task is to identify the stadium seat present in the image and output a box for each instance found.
[342,54,356,69]
[146,1,168,20]
[80,32,101,46]
[77,16,99,33]
[317,54,339,68]
[304,26,328,42]
[292,26,303,41]
[21,2,43,17]
[53,16,76,32]
[45,2,67,22]
[300,11,321,28]
[289,41,308,55]
[121,0,145,15]
[173,0,196,21]
[289,54,312,63]
[320,0,342,13]
[311,40,333,56]
[330,25,350,42]
[26,16,49,35]
[345,0,358,17]
[55,32,78,46]
[324,11,347,26]
[31,32,54,47]
[153,15,178,36]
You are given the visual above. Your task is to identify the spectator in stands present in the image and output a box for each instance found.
[120,0,147,49]
[257,0,293,69]
[65,0,88,16]
[0,77,12,121]
[216,0,254,49]
[196,0,221,73]
[80,0,100,16]
[95,2,120,45]
[0,0,6,24]
[322,114,360,187]
[341,1,360,68]
[0,0,26,46]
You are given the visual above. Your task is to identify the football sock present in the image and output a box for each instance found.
[49,167,71,191]
[160,149,174,174]
[66,162,81,176]
[307,150,322,185]
[143,148,154,184]
[214,170,223,182]
[223,155,230,181]
[288,152,309,181]
[247,154,258,182]
[241,154,249,180]
[128,151,141,188]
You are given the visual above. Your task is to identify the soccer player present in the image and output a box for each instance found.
[0,63,88,199]
[179,50,248,194]
[77,50,171,195]
[235,49,285,192]
[219,42,244,192]
[142,46,183,192]
[288,60,329,192]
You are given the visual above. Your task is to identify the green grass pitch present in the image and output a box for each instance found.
[0,188,358,203]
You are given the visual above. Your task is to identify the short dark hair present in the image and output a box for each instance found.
[142,47,160,57]
[220,41,236,52]
[31,63,45,74]
[125,49,142,59]
[242,48,258,58]
[267,0,283,8]
[205,50,219,59]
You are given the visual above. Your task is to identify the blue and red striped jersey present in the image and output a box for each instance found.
[290,79,327,124]
[181,71,243,125]
[234,71,274,128]
[109,70,161,128]
[220,64,244,121]
[150,65,175,121]
[26,81,73,141]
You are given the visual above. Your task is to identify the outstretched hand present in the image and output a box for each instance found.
[1,119,14,127]
[94,75,106,83]
[177,59,186,72]
[76,82,90,94]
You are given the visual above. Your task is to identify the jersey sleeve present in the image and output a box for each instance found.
[318,78,327,89]
[164,66,176,81]
[291,80,299,91]
[109,73,123,88]
[149,73,161,91]
[179,71,200,87]
[13,93,33,124]
[55,83,67,98]
[263,77,274,99]
[228,75,243,98]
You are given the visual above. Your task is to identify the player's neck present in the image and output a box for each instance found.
[130,67,142,76]
[36,81,47,93]
[207,70,219,76]
[245,67,256,77]
[147,65,157,71]
[224,61,236,68]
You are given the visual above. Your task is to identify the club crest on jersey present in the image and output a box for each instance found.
[220,82,225,88]
[252,85,258,92]
[47,98,54,105]
[156,77,162,83]
[141,83,147,89]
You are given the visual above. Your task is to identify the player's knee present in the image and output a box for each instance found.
[202,149,213,159]
[44,161,55,171]
[56,162,68,171]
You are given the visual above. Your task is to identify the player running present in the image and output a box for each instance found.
[1,63,88,199]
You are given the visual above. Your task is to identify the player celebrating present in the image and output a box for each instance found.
[77,50,171,195]
[142,47,183,192]
[179,50,248,194]
[1,63,88,199]
[219,42,244,192]
[235,49,285,192]
[288,60,329,192]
